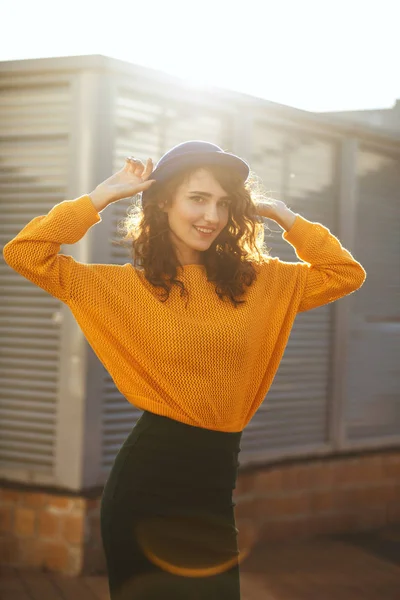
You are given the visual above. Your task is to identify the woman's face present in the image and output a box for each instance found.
[160,168,232,266]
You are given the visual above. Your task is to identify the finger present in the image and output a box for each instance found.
[125,156,140,166]
[142,158,154,181]
[131,163,147,179]
[126,157,144,170]
[132,158,145,170]
[124,157,139,173]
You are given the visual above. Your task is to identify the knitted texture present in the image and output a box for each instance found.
[3,195,366,432]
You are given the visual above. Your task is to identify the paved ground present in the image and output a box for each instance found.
[1,527,399,599]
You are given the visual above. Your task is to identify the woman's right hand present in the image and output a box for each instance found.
[89,157,155,212]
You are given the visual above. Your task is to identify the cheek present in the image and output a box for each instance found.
[168,207,195,230]
[170,205,230,229]
[221,210,230,228]
[179,206,202,225]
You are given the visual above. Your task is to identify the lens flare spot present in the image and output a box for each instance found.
[133,514,255,578]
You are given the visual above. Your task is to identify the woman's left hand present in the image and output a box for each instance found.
[256,199,297,232]
[255,199,288,220]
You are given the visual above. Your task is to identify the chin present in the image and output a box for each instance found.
[189,243,210,252]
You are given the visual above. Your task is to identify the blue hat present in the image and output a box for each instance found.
[141,140,249,206]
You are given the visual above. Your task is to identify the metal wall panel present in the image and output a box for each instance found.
[240,122,338,463]
[0,75,72,481]
[343,147,400,444]
[1,56,399,489]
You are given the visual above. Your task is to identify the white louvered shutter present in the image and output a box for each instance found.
[240,123,338,463]
[0,73,73,480]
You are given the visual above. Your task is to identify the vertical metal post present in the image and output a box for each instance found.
[81,71,116,489]
[231,102,254,164]
[329,137,359,450]
[55,68,115,489]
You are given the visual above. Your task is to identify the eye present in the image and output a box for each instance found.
[190,196,231,207]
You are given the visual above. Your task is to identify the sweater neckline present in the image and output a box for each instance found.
[181,264,206,268]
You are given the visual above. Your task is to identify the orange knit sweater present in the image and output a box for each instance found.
[3,195,366,432]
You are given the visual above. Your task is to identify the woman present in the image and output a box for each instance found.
[3,140,366,599]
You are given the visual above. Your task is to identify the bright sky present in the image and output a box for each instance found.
[2,0,399,113]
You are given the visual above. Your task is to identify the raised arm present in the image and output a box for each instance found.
[2,195,102,303]
[2,157,156,303]
[257,201,366,313]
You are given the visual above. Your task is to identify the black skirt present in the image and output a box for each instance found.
[100,410,243,600]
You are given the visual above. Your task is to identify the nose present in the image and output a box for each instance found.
[203,204,219,225]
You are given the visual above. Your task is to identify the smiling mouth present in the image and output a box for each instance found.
[193,226,216,234]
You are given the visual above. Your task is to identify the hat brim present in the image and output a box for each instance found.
[142,151,249,204]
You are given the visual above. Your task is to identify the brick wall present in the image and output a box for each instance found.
[0,449,399,576]
[233,450,400,546]
[0,488,104,576]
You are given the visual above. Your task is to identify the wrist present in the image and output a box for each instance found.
[273,207,297,232]
[88,186,112,213]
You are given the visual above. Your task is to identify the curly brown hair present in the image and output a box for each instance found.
[115,163,272,308]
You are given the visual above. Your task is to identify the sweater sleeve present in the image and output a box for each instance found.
[2,195,102,303]
[282,214,366,313]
